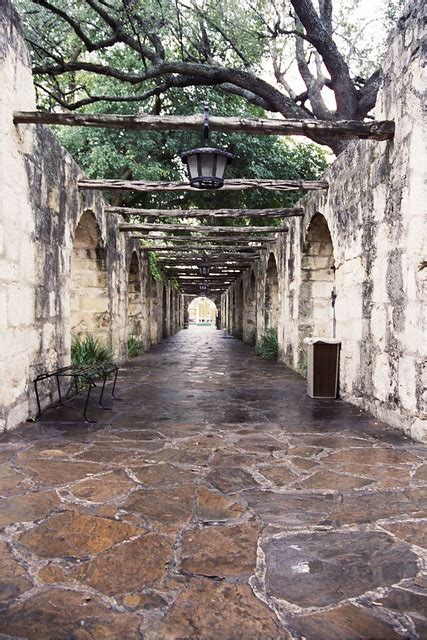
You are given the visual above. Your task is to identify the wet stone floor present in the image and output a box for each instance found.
[0,328,426,639]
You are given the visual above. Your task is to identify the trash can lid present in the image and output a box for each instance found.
[303,337,341,345]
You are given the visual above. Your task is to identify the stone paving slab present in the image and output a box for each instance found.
[0,328,426,639]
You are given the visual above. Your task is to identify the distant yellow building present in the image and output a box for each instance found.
[188,297,217,325]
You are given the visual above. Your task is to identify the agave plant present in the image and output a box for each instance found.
[255,328,279,360]
[127,335,143,358]
[71,335,113,367]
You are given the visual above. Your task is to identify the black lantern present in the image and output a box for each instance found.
[198,262,210,277]
[181,104,234,189]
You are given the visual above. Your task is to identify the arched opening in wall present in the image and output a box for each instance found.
[233,282,244,339]
[244,270,257,344]
[70,210,109,345]
[299,213,335,366]
[264,253,279,332]
[127,252,142,341]
[188,296,217,327]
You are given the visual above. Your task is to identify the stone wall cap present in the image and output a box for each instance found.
[303,337,342,345]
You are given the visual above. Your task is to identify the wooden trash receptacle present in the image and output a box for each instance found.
[304,338,341,399]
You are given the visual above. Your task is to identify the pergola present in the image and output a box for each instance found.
[14,110,394,297]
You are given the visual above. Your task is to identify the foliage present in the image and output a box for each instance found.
[52,87,328,212]
[148,252,163,282]
[71,334,113,367]
[256,328,279,360]
[127,335,143,357]
[16,0,403,154]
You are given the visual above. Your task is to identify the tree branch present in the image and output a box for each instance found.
[290,0,358,116]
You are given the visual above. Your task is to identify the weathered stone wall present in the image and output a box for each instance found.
[0,0,183,432]
[224,0,426,442]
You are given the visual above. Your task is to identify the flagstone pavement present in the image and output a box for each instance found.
[0,327,426,639]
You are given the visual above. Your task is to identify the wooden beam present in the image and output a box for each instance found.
[14,111,395,141]
[122,222,287,233]
[131,234,277,243]
[79,178,327,192]
[139,247,261,255]
[164,269,243,274]
[158,260,253,266]
[106,206,304,219]
[157,255,253,260]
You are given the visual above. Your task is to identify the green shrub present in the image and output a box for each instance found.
[256,328,278,360]
[71,335,113,367]
[127,335,143,358]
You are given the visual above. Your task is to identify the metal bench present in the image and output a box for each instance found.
[33,363,120,423]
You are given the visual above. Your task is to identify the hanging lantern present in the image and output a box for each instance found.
[198,262,210,277]
[181,104,234,189]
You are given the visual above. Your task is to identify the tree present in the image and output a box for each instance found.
[57,87,327,215]
[17,0,402,155]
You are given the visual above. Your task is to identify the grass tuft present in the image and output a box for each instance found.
[127,335,143,358]
[256,328,278,360]
[71,334,113,367]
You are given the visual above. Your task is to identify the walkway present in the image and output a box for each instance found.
[0,328,426,639]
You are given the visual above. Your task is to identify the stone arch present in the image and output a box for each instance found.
[188,296,217,325]
[70,210,109,343]
[244,270,257,343]
[127,251,142,340]
[264,253,279,331]
[233,281,244,338]
[298,213,335,363]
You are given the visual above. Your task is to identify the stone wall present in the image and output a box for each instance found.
[0,0,183,432]
[223,0,426,442]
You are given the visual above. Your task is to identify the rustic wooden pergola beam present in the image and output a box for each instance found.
[132,235,276,243]
[164,268,243,274]
[181,289,228,294]
[157,255,253,261]
[139,248,261,255]
[107,206,304,219]
[14,111,395,141]
[79,178,327,192]
[158,261,253,267]
[122,222,287,233]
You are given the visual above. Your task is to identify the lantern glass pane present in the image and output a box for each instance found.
[187,155,199,180]
[200,153,214,177]
[214,154,227,179]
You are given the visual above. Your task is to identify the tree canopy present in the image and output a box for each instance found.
[57,88,328,216]
[18,0,402,154]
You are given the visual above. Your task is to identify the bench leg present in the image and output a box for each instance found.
[111,367,122,401]
[56,374,63,406]
[99,373,112,410]
[34,380,42,419]
[82,384,97,423]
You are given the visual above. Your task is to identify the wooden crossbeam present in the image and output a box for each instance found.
[132,234,277,243]
[79,178,327,192]
[164,268,243,274]
[158,260,253,266]
[122,222,287,233]
[157,255,253,261]
[139,248,261,256]
[14,111,395,141]
[106,206,303,219]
